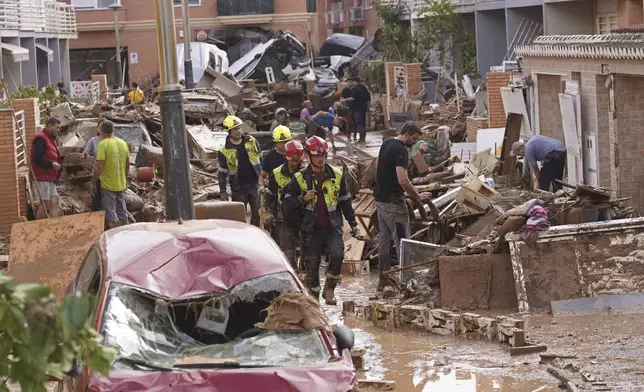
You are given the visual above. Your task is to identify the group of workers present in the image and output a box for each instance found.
[30,116,132,229]
[217,114,359,305]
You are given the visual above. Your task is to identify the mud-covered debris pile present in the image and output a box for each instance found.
[0,236,8,257]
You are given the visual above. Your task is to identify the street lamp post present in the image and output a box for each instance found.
[154,0,195,221]
[181,0,194,89]
[108,2,123,88]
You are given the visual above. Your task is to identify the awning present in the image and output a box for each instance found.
[1,43,29,63]
[35,43,53,62]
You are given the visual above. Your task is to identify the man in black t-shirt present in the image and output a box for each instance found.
[374,121,432,291]
[347,77,371,144]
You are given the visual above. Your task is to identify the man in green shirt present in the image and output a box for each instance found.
[93,120,131,229]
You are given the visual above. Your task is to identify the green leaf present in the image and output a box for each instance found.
[13,284,52,301]
[61,294,92,337]
[86,346,118,376]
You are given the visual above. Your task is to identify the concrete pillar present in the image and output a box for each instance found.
[48,39,61,85]
[20,37,37,87]
[13,98,40,160]
[0,109,21,235]
[3,37,23,92]
[475,9,507,76]
[37,40,51,89]
[59,39,71,93]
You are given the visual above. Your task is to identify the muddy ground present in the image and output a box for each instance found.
[325,273,644,392]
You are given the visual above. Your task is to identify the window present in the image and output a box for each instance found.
[75,246,102,296]
[173,0,201,6]
[597,13,617,35]
[71,0,115,9]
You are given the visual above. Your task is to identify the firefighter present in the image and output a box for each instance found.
[218,115,262,227]
[264,140,305,269]
[282,136,359,305]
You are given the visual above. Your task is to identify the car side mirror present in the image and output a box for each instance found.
[333,325,355,357]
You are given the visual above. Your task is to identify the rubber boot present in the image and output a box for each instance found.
[322,279,338,306]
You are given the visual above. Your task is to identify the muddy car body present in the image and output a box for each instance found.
[63,219,356,392]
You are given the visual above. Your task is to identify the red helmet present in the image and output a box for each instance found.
[284,140,304,161]
[305,136,328,156]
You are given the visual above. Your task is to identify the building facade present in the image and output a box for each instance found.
[325,0,382,41]
[68,0,318,86]
[516,0,644,209]
[0,0,77,92]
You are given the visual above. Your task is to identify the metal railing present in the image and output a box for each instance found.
[0,0,76,34]
[350,7,363,21]
[14,110,26,169]
[71,81,100,104]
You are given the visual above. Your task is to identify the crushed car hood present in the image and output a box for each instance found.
[89,362,356,392]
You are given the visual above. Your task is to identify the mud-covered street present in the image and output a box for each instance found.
[324,273,644,392]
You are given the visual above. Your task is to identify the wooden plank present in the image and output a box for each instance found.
[344,237,366,261]
[497,112,522,179]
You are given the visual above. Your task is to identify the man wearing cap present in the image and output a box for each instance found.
[260,125,291,186]
[31,117,62,219]
[270,107,289,133]
[264,140,305,268]
[219,115,262,227]
[93,120,131,228]
[511,135,566,192]
[282,135,359,305]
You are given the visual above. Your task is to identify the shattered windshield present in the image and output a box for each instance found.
[101,273,331,370]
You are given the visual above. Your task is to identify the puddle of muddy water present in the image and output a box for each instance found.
[323,273,560,392]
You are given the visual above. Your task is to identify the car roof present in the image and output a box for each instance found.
[97,219,295,298]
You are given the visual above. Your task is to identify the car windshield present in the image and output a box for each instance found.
[100,273,331,370]
[113,126,147,147]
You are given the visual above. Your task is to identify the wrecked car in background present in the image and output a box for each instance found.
[319,32,383,78]
[61,219,356,392]
[176,42,230,83]
[230,31,312,84]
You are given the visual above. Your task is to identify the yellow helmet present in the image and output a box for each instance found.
[272,125,292,143]
[223,115,243,131]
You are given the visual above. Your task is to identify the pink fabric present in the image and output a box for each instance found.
[519,205,550,242]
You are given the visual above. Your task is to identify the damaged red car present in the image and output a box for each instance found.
[62,219,357,392]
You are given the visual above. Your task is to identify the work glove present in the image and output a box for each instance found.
[264,214,275,229]
[220,191,230,202]
[349,223,360,238]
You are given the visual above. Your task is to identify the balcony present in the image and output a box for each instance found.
[350,7,364,21]
[217,0,274,16]
[0,0,76,35]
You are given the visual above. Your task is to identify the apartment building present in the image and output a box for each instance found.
[514,0,644,209]
[67,0,318,86]
[325,0,382,41]
[0,0,77,92]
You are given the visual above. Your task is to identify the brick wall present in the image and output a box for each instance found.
[0,109,21,236]
[404,63,423,99]
[18,176,26,219]
[466,116,489,142]
[537,74,564,143]
[486,72,511,128]
[615,75,644,209]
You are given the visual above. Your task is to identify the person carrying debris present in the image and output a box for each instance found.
[310,111,344,140]
[219,115,262,227]
[264,140,305,268]
[31,117,62,219]
[270,107,290,133]
[374,121,432,292]
[127,82,145,105]
[282,136,359,305]
[83,119,105,211]
[511,135,567,192]
[93,120,131,229]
